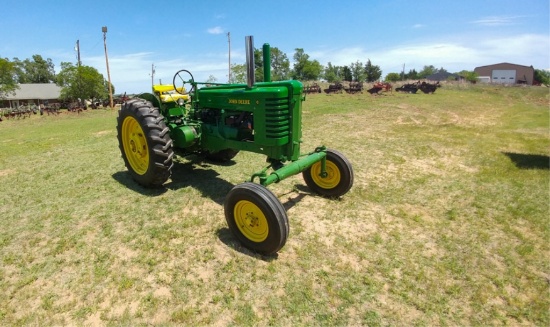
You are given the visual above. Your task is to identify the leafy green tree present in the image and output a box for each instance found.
[270,47,290,81]
[254,46,290,82]
[457,70,479,83]
[254,48,264,82]
[13,55,56,83]
[534,69,550,86]
[230,63,247,84]
[342,65,352,82]
[417,65,437,79]
[291,48,307,80]
[324,62,343,83]
[291,48,323,81]
[0,57,19,99]
[350,60,365,82]
[385,72,401,82]
[404,69,418,80]
[56,62,109,103]
[364,59,382,82]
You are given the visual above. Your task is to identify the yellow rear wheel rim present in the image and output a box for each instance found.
[121,116,149,175]
[310,160,341,189]
[234,200,269,242]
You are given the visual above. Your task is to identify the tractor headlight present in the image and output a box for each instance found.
[177,98,185,106]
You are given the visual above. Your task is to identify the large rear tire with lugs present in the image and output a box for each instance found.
[224,182,289,255]
[116,99,174,187]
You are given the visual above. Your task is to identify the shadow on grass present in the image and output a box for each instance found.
[279,189,309,211]
[112,157,236,202]
[503,152,550,170]
[165,159,235,206]
[111,171,169,196]
[216,227,279,262]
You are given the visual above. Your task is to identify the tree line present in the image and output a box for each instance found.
[227,47,383,84]
[2,49,549,102]
[228,46,550,86]
[0,55,113,103]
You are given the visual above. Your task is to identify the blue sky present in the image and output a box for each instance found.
[1,0,548,94]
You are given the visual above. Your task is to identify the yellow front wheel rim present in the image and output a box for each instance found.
[121,116,149,175]
[310,160,341,189]
[234,200,269,242]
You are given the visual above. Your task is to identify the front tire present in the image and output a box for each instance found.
[303,149,354,198]
[116,99,174,187]
[224,183,289,255]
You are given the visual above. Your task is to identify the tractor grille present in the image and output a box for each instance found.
[264,97,290,139]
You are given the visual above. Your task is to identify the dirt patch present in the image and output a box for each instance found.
[0,169,16,177]
[94,130,113,137]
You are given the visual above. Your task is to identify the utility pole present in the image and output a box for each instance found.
[102,26,114,109]
[150,64,155,88]
[75,40,81,67]
[75,40,82,105]
[227,32,231,83]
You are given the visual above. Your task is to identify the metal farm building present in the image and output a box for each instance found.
[474,63,535,85]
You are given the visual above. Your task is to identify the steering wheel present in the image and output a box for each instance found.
[173,69,195,95]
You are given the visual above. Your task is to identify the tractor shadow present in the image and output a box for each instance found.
[502,152,550,170]
[113,155,313,208]
[165,158,235,205]
[112,171,169,196]
[215,227,280,261]
[112,156,237,203]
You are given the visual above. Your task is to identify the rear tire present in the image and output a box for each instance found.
[302,149,354,198]
[116,99,174,187]
[224,183,289,255]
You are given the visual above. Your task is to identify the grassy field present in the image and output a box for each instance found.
[0,83,548,326]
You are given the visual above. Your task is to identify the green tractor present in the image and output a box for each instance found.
[116,36,353,255]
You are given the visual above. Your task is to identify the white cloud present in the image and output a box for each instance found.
[82,32,549,94]
[85,52,156,93]
[470,15,524,26]
[308,32,549,75]
[85,50,235,94]
[207,26,224,35]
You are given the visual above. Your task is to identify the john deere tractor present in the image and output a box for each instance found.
[116,36,353,255]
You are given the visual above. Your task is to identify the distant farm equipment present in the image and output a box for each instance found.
[418,81,440,94]
[304,83,322,94]
[367,82,392,95]
[374,82,392,93]
[396,82,419,94]
[324,82,344,94]
[345,82,364,94]
[0,106,37,120]
[396,81,440,94]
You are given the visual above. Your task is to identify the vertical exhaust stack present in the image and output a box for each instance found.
[263,43,271,83]
[245,36,255,87]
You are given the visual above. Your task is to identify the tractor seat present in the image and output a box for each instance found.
[159,93,189,103]
[153,84,184,93]
[152,84,189,103]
